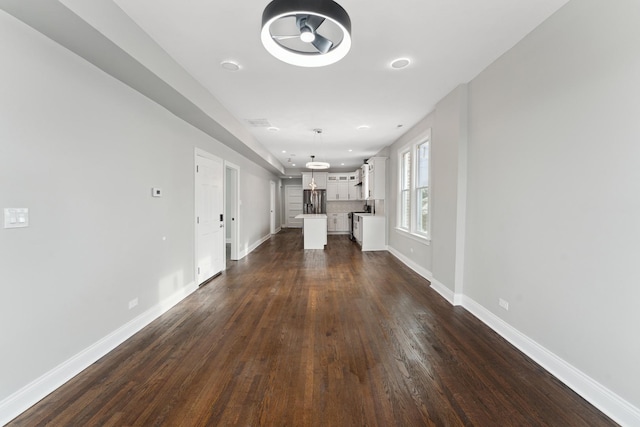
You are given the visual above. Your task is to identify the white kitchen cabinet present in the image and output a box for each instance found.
[354,214,385,251]
[302,172,327,190]
[348,172,360,200]
[365,157,386,200]
[338,213,347,231]
[327,174,349,200]
[327,213,348,232]
[294,214,327,249]
[361,163,369,201]
[354,215,362,244]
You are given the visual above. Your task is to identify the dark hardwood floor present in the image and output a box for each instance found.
[9,229,616,426]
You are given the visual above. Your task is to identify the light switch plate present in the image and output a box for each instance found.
[4,208,29,228]
[151,187,163,197]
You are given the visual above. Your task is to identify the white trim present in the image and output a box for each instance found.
[0,282,198,426]
[457,295,640,426]
[224,160,241,261]
[237,233,273,260]
[387,246,432,282]
[429,277,463,306]
[394,227,431,246]
[396,128,432,240]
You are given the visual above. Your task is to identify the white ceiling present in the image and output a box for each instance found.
[112,0,569,175]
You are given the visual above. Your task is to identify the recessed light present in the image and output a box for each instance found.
[292,164,296,166]
[357,125,370,130]
[341,163,345,166]
[282,150,287,153]
[268,126,280,132]
[348,149,353,152]
[390,58,411,69]
[220,60,241,71]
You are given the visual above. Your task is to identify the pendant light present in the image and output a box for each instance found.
[305,129,330,169]
[308,156,318,191]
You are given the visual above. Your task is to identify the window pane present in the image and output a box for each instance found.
[417,141,429,189]
[417,187,429,234]
[401,151,411,190]
[401,190,410,229]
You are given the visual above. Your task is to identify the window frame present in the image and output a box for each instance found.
[398,148,412,232]
[396,129,431,242]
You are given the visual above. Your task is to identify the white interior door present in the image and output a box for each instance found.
[286,185,303,228]
[195,150,224,285]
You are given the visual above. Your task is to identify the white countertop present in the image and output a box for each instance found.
[295,214,327,219]
[354,213,385,218]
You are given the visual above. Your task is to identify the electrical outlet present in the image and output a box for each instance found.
[499,298,509,311]
[128,298,139,309]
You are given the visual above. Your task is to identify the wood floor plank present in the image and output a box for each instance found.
[8,230,617,426]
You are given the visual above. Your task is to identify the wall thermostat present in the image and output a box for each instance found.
[152,188,163,197]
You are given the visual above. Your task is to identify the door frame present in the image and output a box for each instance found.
[270,180,277,234]
[285,184,303,228]
[225,161,240,261]
[194,147,225,285]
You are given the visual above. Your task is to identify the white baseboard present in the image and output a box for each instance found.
[0,282,198,426]
[237,233,272,260]
[460,295,640,427]
[387,246,433,282]
[429,277,464,306]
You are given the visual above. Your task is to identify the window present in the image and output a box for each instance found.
[416,140,429,236]
[397,130,430,240]
[400,150,411,230]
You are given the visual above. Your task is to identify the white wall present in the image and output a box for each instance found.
[385,0,640,422]
[0,9,279,409]
[464,0,640,410]
[431,85,468,297]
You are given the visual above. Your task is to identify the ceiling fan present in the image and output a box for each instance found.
[272,14,333,54]
[261,0,352,67]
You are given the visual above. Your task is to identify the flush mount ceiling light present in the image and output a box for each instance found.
[220,60,241,71]
[261,0,352,67]
[390,58,411,69]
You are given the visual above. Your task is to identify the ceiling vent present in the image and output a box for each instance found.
[246,118,272,127]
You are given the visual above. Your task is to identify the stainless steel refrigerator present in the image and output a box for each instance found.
[303,189,326,214]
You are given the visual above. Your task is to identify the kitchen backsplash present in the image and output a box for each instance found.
[326,200,369,213]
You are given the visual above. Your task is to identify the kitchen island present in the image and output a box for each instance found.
[294,214,327,249]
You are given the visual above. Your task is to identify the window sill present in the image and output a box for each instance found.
[394,227,431,245]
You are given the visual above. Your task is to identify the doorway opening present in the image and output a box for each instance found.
[225,161,240,262]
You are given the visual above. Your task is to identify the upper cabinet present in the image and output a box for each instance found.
[365,157,387,200]
[348,171,360,200]
[327,172,362,200]
[327,174,348,200]
[302,172,327,190]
